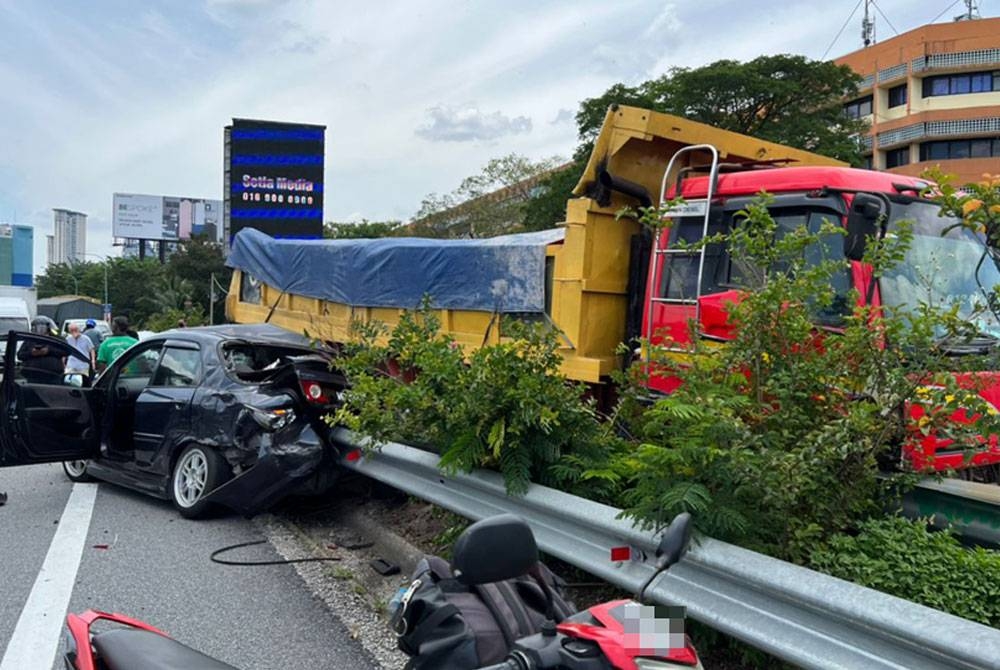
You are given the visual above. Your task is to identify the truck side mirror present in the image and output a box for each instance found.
[844,193,886,262]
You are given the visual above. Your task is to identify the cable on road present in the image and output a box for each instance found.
[210,539,343,566]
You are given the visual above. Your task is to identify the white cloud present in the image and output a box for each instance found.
[551,108,575,124]
[415,105,533,142]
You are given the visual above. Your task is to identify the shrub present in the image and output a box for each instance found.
[611,190,1000,561]
[810,516,1000,627]
[330,302,615,495]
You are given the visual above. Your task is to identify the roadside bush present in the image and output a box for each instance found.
[330,302,616,495]
[810,516,1000,627]
[144,305,207,332]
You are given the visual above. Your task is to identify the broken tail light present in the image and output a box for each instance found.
[246,405,296,431]
[300,380,331,405]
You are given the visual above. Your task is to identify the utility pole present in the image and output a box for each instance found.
[861,0,875,47]
[209,272,215,325]
[955,0,980,21]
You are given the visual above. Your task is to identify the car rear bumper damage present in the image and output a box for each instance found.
[205,419,339,516]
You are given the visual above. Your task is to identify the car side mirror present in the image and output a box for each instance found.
[844,193,887,261]
[452,514,538,585]
[63,373,89,388]
[655,512,693,570]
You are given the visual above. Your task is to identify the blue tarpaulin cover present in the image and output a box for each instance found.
[227,227,565,313]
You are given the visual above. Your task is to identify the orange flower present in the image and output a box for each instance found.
[990,205,1000,215]
[963,199,984,215]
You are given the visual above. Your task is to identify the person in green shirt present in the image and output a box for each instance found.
[96,316,139,373]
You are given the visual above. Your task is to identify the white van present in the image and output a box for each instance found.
[0,297,31,334]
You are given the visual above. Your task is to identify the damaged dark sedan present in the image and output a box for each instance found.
[0,324,346,518]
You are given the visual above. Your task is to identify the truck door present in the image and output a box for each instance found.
[0,332,99,466]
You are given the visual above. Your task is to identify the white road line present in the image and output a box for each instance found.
[0,482,98,670]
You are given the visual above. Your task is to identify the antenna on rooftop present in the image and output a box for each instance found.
[954,0,980,20]
[861,0,875,46]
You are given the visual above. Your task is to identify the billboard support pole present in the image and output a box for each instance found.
[138,242,145,261]
[158,241,166,264]
[209,273,215,325]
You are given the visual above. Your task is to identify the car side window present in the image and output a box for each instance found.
[151,347,202,387]
[8,334,83,387]
[119,346,163,383]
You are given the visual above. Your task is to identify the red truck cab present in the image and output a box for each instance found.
[642,165,1000,474]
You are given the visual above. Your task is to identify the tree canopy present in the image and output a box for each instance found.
[324,219,403,239]
[411,153,565,237]
[36,234,230,328]
[576,54,867,164]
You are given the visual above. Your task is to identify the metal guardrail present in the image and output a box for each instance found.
[332,430,1000,670]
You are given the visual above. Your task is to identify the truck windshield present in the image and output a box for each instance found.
[879,200,1000,336]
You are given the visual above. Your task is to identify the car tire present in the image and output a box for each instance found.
[62,460,94,483]
[170,445,229,519]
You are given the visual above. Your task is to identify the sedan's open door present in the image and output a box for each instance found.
[0,331,99,466]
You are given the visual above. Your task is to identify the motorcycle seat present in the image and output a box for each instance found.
[92,628,241,670]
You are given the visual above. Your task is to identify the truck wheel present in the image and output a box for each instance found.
[170,445,228,519]
[62,460,94,482]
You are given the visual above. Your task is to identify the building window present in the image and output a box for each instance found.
[861,155,874,170]
[887,84,907,108]
[919,137,1000,161]
[843,95,873,119]
[922,70,1000,97]
[885,147,910,168]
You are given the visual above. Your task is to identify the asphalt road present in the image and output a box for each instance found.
[0,463,379,670]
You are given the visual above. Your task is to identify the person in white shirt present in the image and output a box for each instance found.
[64,322,96,381]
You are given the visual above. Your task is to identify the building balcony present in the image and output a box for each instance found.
[912,48,1000,73]
[876,116,1000,149]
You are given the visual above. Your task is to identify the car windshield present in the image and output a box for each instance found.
[879,200,1000,337]
[0,317,28,332]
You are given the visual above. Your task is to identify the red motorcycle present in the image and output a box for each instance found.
[62,514,700,670]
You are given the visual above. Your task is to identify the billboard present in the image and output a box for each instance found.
[224,118,325,243]
[113,193,223,242]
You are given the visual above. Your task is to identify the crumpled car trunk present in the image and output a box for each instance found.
[203,352,346,516]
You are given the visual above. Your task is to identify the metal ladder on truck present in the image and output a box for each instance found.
[644,144,721,364]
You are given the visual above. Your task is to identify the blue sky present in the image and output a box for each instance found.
[0,0,985,273]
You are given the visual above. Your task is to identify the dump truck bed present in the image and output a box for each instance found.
[227,105,845,384]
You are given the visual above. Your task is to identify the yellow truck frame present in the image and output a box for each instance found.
[226,105,844,384]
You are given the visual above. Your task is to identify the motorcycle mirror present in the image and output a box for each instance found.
[655,512,693,570]
[452,514,538,585]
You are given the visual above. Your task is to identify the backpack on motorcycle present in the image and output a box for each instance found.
[393,554,575,669]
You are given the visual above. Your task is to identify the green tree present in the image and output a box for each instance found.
[163,234,229,323]
[576,55,867,164]
[324,220,402,239]
[522,160,584,232]
[36,258,165,326]
[412,153,565,238]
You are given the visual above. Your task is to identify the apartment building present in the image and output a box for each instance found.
[835,16,1000,184]
[49,208,87,265]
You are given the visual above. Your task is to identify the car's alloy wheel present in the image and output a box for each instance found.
[170,445,228,519]
[62,460,93,482]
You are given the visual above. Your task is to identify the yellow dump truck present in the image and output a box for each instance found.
[226,105,843,385]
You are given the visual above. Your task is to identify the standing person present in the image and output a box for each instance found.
[64,322,95,381]
[83,319,103,348]
[96,316,139,373]
[18,317,64,383]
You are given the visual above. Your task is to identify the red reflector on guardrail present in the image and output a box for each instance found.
[610,546,631,562]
